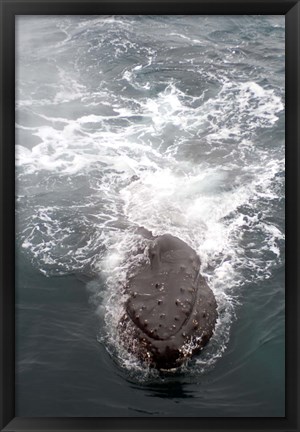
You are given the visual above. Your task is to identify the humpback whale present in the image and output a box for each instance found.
[118,231,218,370]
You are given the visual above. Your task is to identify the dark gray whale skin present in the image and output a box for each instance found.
[118,231,218,370]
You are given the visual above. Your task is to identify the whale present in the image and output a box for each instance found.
[118,231,218,370]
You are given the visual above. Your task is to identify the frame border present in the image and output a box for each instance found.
[1,1,299,431]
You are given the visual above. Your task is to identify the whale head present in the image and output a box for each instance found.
[118,234,218,370]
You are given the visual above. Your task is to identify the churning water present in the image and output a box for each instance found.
[15,15,285,417]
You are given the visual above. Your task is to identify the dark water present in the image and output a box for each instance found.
[15,16,285,417]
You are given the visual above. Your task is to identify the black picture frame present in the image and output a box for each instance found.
[1,0,299,431]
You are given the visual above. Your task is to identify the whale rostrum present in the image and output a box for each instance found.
[118,232,218,370]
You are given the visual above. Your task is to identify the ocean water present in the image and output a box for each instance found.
[15,15,285,417]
